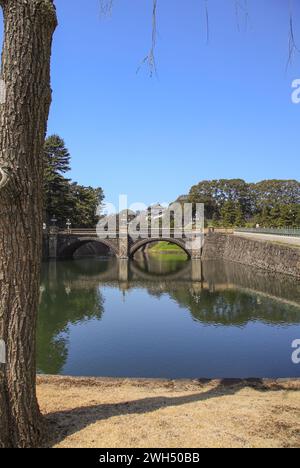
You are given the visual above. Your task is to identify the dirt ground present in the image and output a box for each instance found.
[37,376,300,449]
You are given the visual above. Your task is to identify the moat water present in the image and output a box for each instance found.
[38,256,300,378]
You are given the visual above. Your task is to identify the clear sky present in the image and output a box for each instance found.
[1,0,300,207]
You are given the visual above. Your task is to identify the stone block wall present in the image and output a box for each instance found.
[202,233,300,279]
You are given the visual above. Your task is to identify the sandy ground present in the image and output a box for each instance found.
[37,376,300,448]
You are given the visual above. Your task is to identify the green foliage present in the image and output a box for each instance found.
[220,201,236,227]
[69,183,104,228]
[44,135,72,225]
[234,203,245,227]
[188,179,300,228]
[43,135,104,228]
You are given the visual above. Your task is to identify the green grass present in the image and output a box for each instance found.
[148,241,188,258]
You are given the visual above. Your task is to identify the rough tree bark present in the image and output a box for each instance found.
[0,0,57,448]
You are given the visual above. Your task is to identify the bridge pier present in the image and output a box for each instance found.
[191,250,202,260]
[189,233,204,260]
[119,237,128,259]
[48,260,57,289]
[118,259,129,282]
[118,212,129,259]
[191,260,203,282]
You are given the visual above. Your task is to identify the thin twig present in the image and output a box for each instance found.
[137,0,158,77]
[244,0,249,31]
[204,0,210,44]
[287,3,300,70]
[234,0,249,32]
[235,0,240,32]
[99,0,114,17]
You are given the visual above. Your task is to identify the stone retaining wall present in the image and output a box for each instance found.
[202,233,300,279]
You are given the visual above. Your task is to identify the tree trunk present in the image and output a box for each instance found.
[0,0,57,448]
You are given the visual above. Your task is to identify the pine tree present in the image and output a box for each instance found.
[43,136,105,228]
[295,206,300,227]
[70,183,104,228]
[258,205,271,227]
[44,135,72,226]
[269,205,281,227]
[279,205,295,227]
[234,204,245,227]
[220,201,236,227]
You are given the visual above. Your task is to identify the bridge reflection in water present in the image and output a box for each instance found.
[38,257,300,379]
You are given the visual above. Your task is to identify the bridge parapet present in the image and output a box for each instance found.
[44,227,204,260]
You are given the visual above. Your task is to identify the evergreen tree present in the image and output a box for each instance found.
[234,204,245,227]
[269,205,281,227]
[220,201,236,227]
[279,205,296,227]
[44,135,104,228]
[70,183,104,228]
[44,135,72,226]
[256,206,270,227]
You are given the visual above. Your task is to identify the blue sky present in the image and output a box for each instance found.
[1,0,300,207]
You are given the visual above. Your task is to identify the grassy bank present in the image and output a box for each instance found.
[38,376,300,448]
[148,241,188,259]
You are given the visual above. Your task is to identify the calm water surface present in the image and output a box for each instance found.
[38,256,300,378]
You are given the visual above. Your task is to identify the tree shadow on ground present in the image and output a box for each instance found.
[44,378,297,447]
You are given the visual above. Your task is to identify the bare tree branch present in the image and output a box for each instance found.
[101,1,298,75]
[234,0,249,32]
[137,0,158,77]
[204,0,210,44]
[99,0,114,17]
[287,4,300,70]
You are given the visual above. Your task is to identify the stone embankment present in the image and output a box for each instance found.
[202,233,300,279]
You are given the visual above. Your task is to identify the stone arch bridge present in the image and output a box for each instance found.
[45,227,203,260]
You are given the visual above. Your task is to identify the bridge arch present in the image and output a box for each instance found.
[129,238,191,259]
[58,237,119,259]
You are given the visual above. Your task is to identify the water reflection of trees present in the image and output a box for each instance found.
[168,288,300,326]
[38,257,300,374]
[37,262,105,374]
[137,258,300,326]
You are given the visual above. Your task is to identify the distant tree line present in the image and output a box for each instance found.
[186,179,300,228]
[44,135,104,228]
